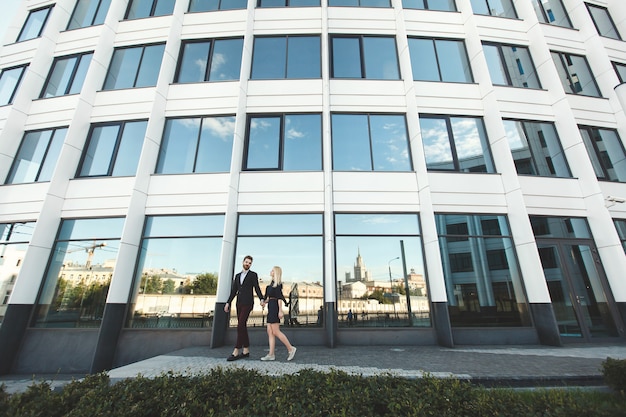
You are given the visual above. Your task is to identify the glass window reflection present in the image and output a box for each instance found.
[127,215,225,328]
[177,38,243,83]
[0,66,28,106]
[409,38,472,83]
[17,7,52,42]
[335,214,429,328]
[331,36,400,80]
[531,0,572,28]
[504,120,571,178]
[402,0,456,11]
[32,218,124,328]
[579,126,626,182]
[235,214,324,328]
[67,0,112,29]
[251,36,320,80]
[103,44,165,90]
[6,128,67,184]
[551,51,601,97]
[436,214,529,327]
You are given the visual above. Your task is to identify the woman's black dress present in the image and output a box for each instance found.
[265,283,286,324]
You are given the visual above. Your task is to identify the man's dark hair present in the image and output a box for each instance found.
[244,255,253,262]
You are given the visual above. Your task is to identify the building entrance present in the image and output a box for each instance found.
[537,240,622,341]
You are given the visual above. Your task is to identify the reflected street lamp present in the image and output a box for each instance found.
[388,257,399,293]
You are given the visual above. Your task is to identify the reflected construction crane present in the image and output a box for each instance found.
[66,242,107,269]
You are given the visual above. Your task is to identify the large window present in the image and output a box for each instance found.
[32,218,124,328]
[175,39,243,83]
[579,125,626,182]
[251,36,321,79]
[531,0,572,28]
[189,0,247,12]
[470,0,516,18]
[127,215,224,328]
[420,115,495,173]
[67,0,112,29]
[331,36,400,80]
[40,53,93,98]
[585,3,621,40]
[335,214,429,328]
[156,116,235,174]
[402,0,456,11]
[436,214,529,327]
[257,0,320,6]
[614,62,626,83]
[0,222,36,323]
[17,6,53,42]
[77,120,147,177]
[245,114,322,171]
[5,127,67,184]
[0,65,27,106]
[329,0,390,6]
[408,38,472,83]
[125,0,175,19]
[103,44,165,90]
[483,43,541,89]
[332,113,411,172]
[503,120,571,177]
[234,214,323,328]
[551,51,601,97]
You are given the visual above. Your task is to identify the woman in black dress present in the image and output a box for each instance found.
[260,266,297,361]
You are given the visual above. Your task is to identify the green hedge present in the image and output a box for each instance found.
[1,368,625,417]
[602,357,626,394]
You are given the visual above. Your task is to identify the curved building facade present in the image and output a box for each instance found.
[0,0,625,374]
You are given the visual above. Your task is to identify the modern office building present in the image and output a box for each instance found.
[0,0,625,375]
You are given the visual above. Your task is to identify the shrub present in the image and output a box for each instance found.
[602,357,626,394]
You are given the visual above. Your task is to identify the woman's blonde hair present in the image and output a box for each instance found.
[272,266,282,287]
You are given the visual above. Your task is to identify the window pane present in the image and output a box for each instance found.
[420,117,454,170]
[251,37,287,79]
[37,129,66,182]
[177,42,211,83]
[436,214,529,327]
[369,115,411,171]
[128,215,225,328]
[360,0,390,7]
[469,0,489,15]
[69,54,92,95]
[283,114,322,171]
[43,57,79,98]
[335,214,428,328]
[587,4,621,40]
[246,117,281,169]
[595,129,626,182]
[331,37,362,78]
[189,0,220,12]
[551,52,600,97]
[18,7,50,42]
[426,0,456,11]
[532,0,571,28]
[502,46,540,88]
[135,44,165,87]
[436,40,472,82]
[153,0,176,16]
[157,119,200,174]
[94,0,112,25]
[615,62,626,83]
[259,0,285,6]
[104,47,143,89]
[126,0,153,19]
[209,38,243,81]
[408,38,439,81]
[220,0,248,9]
[235,214,323,328]
[32,218,124,328]
[287,36,320,79]
[112,121,146,176]
[0,67,26,105]
[290,0,320,5]
[403,0,426,8]
[363,37,399,80]
[331,114,372,171]
[6,130,53,183]
[483,44,508,85]
[80,125,119,176]
[471,0,516,17]
[68,0,111,29]
[451,117,492,173]
[504,120,570,177]
[196,116,235,172]
[330,0,359,5]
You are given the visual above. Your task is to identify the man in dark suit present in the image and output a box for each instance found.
[224,255,265,361]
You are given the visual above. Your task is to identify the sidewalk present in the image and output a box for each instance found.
[2,343,625,394]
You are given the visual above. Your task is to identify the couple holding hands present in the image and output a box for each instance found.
[224,255,297,362]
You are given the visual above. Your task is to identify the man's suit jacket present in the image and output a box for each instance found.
[227,270,263,306]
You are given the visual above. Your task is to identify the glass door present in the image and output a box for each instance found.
[537,242,620,340]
